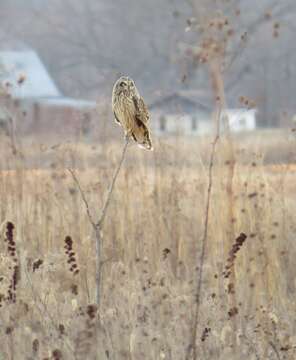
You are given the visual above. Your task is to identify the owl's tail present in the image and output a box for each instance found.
[138,134,153,151]
[132,123,153,151]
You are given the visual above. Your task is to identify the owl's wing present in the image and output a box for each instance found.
[132,96,149,125]
[113,110,121,125]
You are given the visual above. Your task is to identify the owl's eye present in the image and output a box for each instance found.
[120,82,125,87]
[130,82,134,87]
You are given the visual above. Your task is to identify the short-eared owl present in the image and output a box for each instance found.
[112,76,153,150]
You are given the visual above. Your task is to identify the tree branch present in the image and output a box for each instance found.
[269,341,281,360]
[67,136,129,304]
[187,111,220,360]
[67,168,96,228]
[97,137,129,228]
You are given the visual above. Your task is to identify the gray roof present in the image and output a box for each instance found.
[149,90,212,114]
[0,50,60,98]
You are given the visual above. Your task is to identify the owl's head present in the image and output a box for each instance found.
[113,76,138,97]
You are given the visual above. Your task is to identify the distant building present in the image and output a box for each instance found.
[0,49,96,137]
[148,91,257,136]
[0,50,60,99]
[33,97,96,136]
[221,109,257,133]
[149,91,212,136]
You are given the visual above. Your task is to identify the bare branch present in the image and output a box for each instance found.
[187,107,221,360]
[186,59,224,359]
[96,137,130,227]
[67,168,96,229]
[68,137,130,304]
[269,341,281,360]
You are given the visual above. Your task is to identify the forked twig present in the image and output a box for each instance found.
[68,137,129,304]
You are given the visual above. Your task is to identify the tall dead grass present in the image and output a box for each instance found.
[0,131,295,359]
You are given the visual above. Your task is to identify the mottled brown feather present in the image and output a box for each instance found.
[112,76,153,150]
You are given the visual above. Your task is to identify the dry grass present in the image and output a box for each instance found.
[0,129,296,359]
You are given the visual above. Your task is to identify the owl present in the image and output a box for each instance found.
[112,76,153,150]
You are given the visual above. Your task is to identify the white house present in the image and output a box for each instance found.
[148,90,257,136]
[221,108,257,133]
[149,91,212,136]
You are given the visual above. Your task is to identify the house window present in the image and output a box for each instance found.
[160,116,166,131]
[191,117,197,131]
[239,117,246,126]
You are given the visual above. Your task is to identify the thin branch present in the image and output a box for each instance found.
[68,137,129,304]
[269,341,281,360]
[68,168,96,228]
[97,137,129,227]
[187,61,222,359]
[197,133,219,307]
[187,130,220,360]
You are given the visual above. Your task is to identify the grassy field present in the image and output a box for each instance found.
[0,129,295,359]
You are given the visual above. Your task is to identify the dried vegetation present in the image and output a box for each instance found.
[0,128,295,359]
